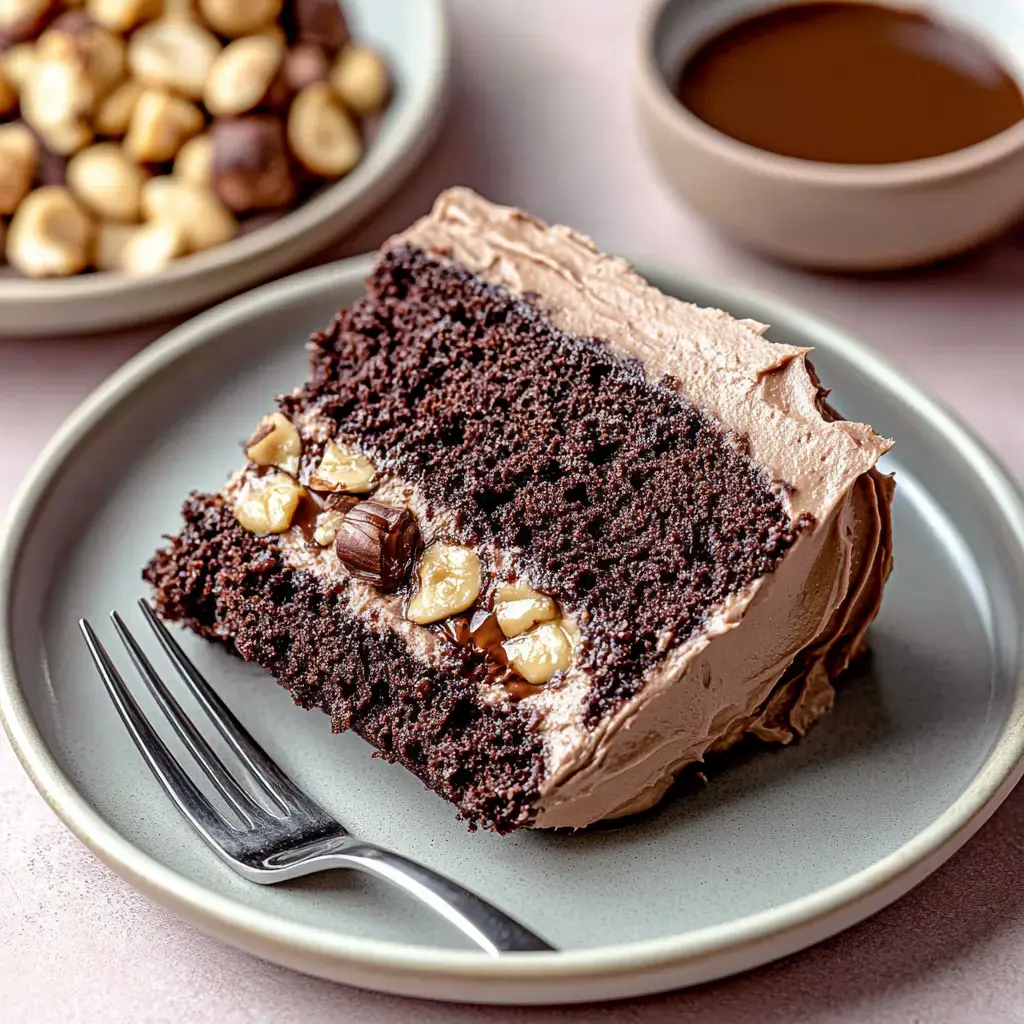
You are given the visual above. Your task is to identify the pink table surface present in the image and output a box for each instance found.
[3,2,1024,1021]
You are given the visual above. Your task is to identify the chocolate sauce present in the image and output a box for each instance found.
[676,3,1024,164]
[438,610,541,700]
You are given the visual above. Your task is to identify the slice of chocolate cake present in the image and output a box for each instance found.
[145,189,894,833]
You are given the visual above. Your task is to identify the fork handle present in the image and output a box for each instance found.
[302,841,555,954]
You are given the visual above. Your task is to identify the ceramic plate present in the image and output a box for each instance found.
[0,0,449,338]
[2,259,1023,1005]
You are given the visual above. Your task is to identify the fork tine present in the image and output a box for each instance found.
[111,612,262,826]
[79,618,241,850]
[137,600,325,819]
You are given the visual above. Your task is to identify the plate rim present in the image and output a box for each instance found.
[2,256,1023,1001]
[0,0,450,337]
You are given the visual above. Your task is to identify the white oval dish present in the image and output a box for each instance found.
[1,258,1023,1004]
[0,0,449,338]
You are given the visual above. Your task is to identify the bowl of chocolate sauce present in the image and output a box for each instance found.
[636,0,1024,269]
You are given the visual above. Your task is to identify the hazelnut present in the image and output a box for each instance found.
[283,43,328,92]
[198,0,281,39]
[93,219,138,270]
[128,18,221,100]
[20,40,96,155]
[406,543,482,625]
[309,441,376,493]
[282,0,348,52]
[502,621,573,686]
[0,67,16,118]
[0,123,39,216]
[141,175,237,251]
[93,76,143,136]
[86,0,161,34]
[160,0,197,19]
[0,0,59,46]
[287,82,362,178]
[334,500,420,591]
[312,495,358,547]
[0,43,37,92]
[329,45,389,117]
[210,116,294,212]
[233,471,305,535]
[67,142,145,221]
[245,411,302,476]
[118,217,185,273]
[493,580,559,639]
[39,15,126,100]
[203,33,285,117]
[6,186,94,277]
[173,131,211,186]
[123,87,203,162]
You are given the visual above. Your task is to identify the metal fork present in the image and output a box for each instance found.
[79,600,554,954]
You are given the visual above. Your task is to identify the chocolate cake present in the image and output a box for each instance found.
[145,189,894,833]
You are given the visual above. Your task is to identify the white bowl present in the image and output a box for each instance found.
[0,0,450,337]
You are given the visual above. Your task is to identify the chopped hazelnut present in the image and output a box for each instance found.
[128,18,221,100]
[86,0,161,35]
[329,45,389,117]
[210,116,294,212]
[20,37,96,155]
[406,543,482,625]
[67,142,145,222]
[39,14,126,100]
[309,440,376,493]
[123,87,203,162]
[6,186,94,277]
[0,123,39,216]
[245,411,302,476]
[197,0,282,39]
[118,217,185,273]
[502,621,573,685]
[141,175,237,252]
[334,500,420,591]
[173,131,212,186]
[493,580,559,639]
[93,219,138,270]
[203,33,285,117]
[93,76,143,136]
[233,471,305,535]
[287,82,362,178]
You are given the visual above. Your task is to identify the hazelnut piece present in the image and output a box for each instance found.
[0,43,37,92]
[283,43,328,92]
[309,441,376,493]
[502,622,573,685]
[198,0,282,39]
[210,116,295,212]
[329,45,390,117]
[334,501,420,592]
[141,175,237,252]
[0,123,39,216]
[20,39,96,155]
[128,18,222,100]
[39,14,127,100]
[312,493,359,548]
[493,580,559,639]
[93,220,138,270]
[173,132,212,186]
[246,411,302,476]
[0,0,59,46]
[124,87,203,162]
[282,0,348,52]
[233,471,305,535]
[203,34,285,117]
[406,544,482,625]
[86,0,161,35]
[7,186,94,277]
[67,142,145,222]
[94,77,143,136]
[287,82,362,178]
[118,218,185,274]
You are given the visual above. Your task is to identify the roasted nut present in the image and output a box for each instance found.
[0,123,39,216]
[0,67,16,118]
[128,18,221,99]
[210,116,294,212]
[287,82,362,178]
[406,543,482,625]
[6,186,94,277]
[86,0,161,34]
[334,500,420,591]
[233,471,305,535]
[173,131,211,185]
[502,621,572,685]
[246,411,302,475]
[160,0,198,19]
[67,142,145,221]
[329,45,389,116]
[141,175,237,251]
[282,0,348,52]
[0,43,37,92]
[309,440,376,493]
[0,0,59,46]
[203,34,285,117]
[20,41,96,154]
[39,14,126,99]
[283,43,328,92]
[123,87,203,162]
[493,580,558,639]
[118,217,184,273]
[93,219,137,269]
[93,76,142,135]
[312,494,359,547]
[198,0,281,38]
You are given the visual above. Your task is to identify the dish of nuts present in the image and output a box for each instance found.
[0,0,392,278]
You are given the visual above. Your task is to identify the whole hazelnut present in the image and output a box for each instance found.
[287,82,362,178]
[198,0,282,39]
[6,186,94,277]
[67,142,146,222]
[0,123,39,216]
[282,0,348,53]
[203,33,285,117]
[329,45,390,117]
[211,116,295,212]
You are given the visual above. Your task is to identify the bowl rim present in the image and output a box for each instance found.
[0,0,450,307]
[636,0,1024,188]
